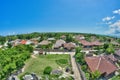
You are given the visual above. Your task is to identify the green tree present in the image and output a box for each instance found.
[66,34,74,42]
[43,66,52,75]
[0,45,31,79]
[75,47,81,54]
[106,44,115,54]
[85,73,90,80]
[75,52,85,65]
[91,70,101,80]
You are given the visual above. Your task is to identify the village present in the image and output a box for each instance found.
[0,33,120,80]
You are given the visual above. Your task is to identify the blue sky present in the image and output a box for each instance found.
[0,0,120,35]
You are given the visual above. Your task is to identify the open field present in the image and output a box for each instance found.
[19,54,70,77]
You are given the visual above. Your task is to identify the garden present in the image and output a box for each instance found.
[18,54,73,80]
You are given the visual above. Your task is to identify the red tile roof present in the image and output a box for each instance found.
[80,40,102,46]
[21,40,27,44]
[85,56,117,76]
[91,41,102,46]
[80,40,92,46]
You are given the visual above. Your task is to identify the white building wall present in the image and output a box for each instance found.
[33,51,39,54]
[46,52,75,54]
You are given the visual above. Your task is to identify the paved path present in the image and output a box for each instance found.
[70,53,82,80]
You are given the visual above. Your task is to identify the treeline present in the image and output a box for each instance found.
[0,45,33,80]
[0,32,120,45]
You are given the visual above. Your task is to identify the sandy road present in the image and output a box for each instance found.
[70,53,82,80]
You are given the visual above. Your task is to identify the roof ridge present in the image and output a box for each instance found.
[96,57,102,70]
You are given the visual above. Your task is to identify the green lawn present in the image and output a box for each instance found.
[19,54,70,77]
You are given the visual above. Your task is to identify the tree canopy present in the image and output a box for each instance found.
[0,45,33,79]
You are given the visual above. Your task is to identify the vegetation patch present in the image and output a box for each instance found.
[18,54,70,77]
[43,66,52,75]
[0,45,32,80]
[56,59,68,67]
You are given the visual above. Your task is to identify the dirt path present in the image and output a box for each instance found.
[70,53,82,80]
[22,65,25,72]
[31,54,37,58]
[22,54,37,72]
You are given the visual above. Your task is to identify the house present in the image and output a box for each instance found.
[91,41,102,46]
[111,41,119,46]
[63,42,76,51]
[13,39,21,46]
[39,40,50,45]
[85,56,118,78]
[21,40,27,45]
[60,35,66,39]
[31,40,38,45]
[75,35,85,40]
[47,38,55,41]
[26,40,33,45]
[80,40,92,48]
[54,39,66,49]
[114,50,120,59]
[80,40,102,49]
[104,54,118,64]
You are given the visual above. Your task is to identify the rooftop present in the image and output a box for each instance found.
[85,56,118,76]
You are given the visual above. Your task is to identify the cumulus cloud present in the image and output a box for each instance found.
[107,20,120,34]
[102,16,115,21]
[113,9,120,15]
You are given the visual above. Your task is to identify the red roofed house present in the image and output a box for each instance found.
[91,41,102,46]
[21,40,27,45]
[80,40,93,48]
[80,40,103,49]
[85,56,118,78]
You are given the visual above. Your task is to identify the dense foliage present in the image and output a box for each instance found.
[111,75,120,80]
[1,32,119,43]
[0,45,33,79]
[43,66,52,75]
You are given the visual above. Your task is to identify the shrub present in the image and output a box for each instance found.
[43,66,52,75]
[85,73,90,80]
[56,59,68,67]
[81,65,87,72]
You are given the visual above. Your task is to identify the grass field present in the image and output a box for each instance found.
[19,54,70,77]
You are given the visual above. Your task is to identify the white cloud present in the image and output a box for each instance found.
[102,16,115,21]
[113,9,120,15]
[107,20,120,34]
